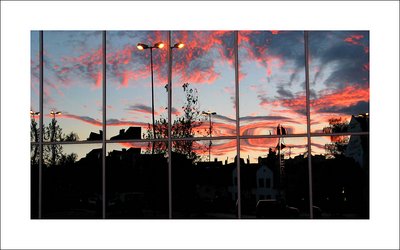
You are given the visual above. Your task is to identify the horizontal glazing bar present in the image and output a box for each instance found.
[31,131,369,146]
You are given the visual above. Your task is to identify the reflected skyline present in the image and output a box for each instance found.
[31,30,369,219]
[31,115,368,164]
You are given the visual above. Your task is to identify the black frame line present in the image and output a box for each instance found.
[234,31,242,219]
[167,31,173,219]
[38,30,44,219]
[102,30,107,219]
[304,31,314,219]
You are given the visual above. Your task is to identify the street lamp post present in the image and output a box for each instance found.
[49,110,61,165]
[137,42,165,154]
[31,110,41,165]
[202,111,216,162]
[166,35,185,218]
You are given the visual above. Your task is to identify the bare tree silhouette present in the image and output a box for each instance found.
[144,83,205,161]
[324,117,350,156]
[30,116,79,166]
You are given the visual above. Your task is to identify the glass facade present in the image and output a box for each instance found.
[31,30,369,219]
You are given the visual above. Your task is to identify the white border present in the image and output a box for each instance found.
[1,1,399,249]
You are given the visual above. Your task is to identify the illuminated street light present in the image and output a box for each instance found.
[30,110,40,118]
[172,42,184,49]
[136,43,148,50]
[202,111,217,162]
[137,42,165,154]
[50,110,62,119]
[202,111,217,116]
[49,109,62,165]
[155,42,165,49]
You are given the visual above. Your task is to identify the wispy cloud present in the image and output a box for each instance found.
[126,104,159,115]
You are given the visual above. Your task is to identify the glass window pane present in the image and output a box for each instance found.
[31,144,39,219]
[43,31,103,141]
[106,31,169,140]
[309,31,369,133]
[171,31,236,138]
[42,144,102,219]
[106,141,169,218]
[311,135,369,218]
[172,139,237,218]
[31,31,40,142]
[240,137,310,219]
[31,31,40,218]
[239,31,307,136]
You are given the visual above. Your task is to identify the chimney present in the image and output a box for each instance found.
[119,129,125,135]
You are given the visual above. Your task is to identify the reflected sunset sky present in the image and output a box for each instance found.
[31,30,369,162]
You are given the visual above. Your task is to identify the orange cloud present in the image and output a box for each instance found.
[311,85,369,110]
[170,31,235,85]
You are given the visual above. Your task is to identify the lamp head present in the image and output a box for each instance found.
[137,43,149,50]
[173,42,184,49]
[202,111,217,116]
[154,42,165,49]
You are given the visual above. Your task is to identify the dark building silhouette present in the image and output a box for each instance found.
[345,113,369,169]
[87,130,103,141]
[106,147,168,218]
[84,148,102,160]
[110,127,141,140]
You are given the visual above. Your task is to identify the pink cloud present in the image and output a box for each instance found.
[344,34,368,54]
[344,34,364,45]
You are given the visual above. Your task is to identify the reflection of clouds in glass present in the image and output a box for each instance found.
[41,32,103,141]
[238,31,369,135]
[31,31,40,110]
[309,31,369,132]
[36,31,368,141]
[189,139,237,163]
[240,137,308,163]
[172,31,235,85]
[239,31,307,135]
